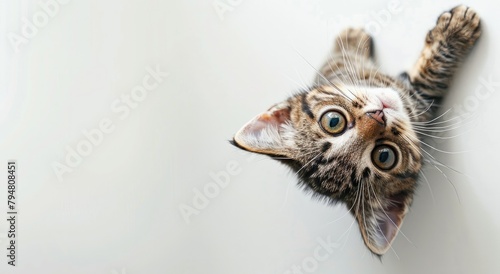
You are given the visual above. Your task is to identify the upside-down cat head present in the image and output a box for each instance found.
[232,5,481,256]
[232,84,422,255]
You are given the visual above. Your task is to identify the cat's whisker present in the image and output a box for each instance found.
[295,69,313,93]
[413,130,467,140]
[276,149,320,213]
[401,132,436,161]
[337,36,364,96]
[339,219,357,251]
[423,158,472,180]
[293,151,323,176]
[412,119,474,132]
[419,170,436,205]
[401,132,462,204]
[322,199,357,227]
[413,116,474,129]
[342,52,359,89]
[338,172,363,235]
[418,117,478,133]
[356,37,371,95]
[419,140,472,154]
[412,125,469,134]
[409,99,434,119]
[281,71,310,93]
[327,42,356,89]
[425,162,462,204]
[413,114,478,136]
[293,47,356,102]
[411,108,454,125]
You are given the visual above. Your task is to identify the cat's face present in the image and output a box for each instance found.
[233,84,422,255]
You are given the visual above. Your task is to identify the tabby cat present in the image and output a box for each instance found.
[231,5,481,255]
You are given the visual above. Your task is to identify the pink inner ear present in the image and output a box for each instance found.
[239,108,290,136]
[375,207,402,248]
[233,106,291,154]
[260,108,290,126]
[372,194,407,253]
[359,192,409,255]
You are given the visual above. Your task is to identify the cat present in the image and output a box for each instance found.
[231,5,481,256]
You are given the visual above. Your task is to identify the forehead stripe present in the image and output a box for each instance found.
[301,93,314,119]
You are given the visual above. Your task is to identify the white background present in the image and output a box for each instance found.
[1,0,500,273]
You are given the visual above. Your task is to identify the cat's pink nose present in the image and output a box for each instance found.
[367,110,385,126]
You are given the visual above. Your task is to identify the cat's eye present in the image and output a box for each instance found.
[320,111,346,135]
[371,145,397,170]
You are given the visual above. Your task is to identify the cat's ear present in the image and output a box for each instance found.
[356,192,410,255]
[233,103,295,157]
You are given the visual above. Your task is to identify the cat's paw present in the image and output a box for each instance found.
[428,5,481,48]
[334,28,373,59]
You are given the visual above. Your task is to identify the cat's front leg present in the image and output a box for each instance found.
[406,5,481,100]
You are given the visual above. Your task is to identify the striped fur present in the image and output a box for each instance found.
[232,5,481,255]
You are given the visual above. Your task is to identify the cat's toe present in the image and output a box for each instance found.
[429,5,481,49]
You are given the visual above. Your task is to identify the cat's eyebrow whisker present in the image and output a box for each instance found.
[281,72,310,93]
[293,47,355,102]
[356,37,369,95]
[337,36,365,100]
[349,34,366,89]
[327,41,356,89]
[295,69,313,92]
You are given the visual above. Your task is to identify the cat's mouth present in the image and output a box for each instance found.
[366,110,386,126]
